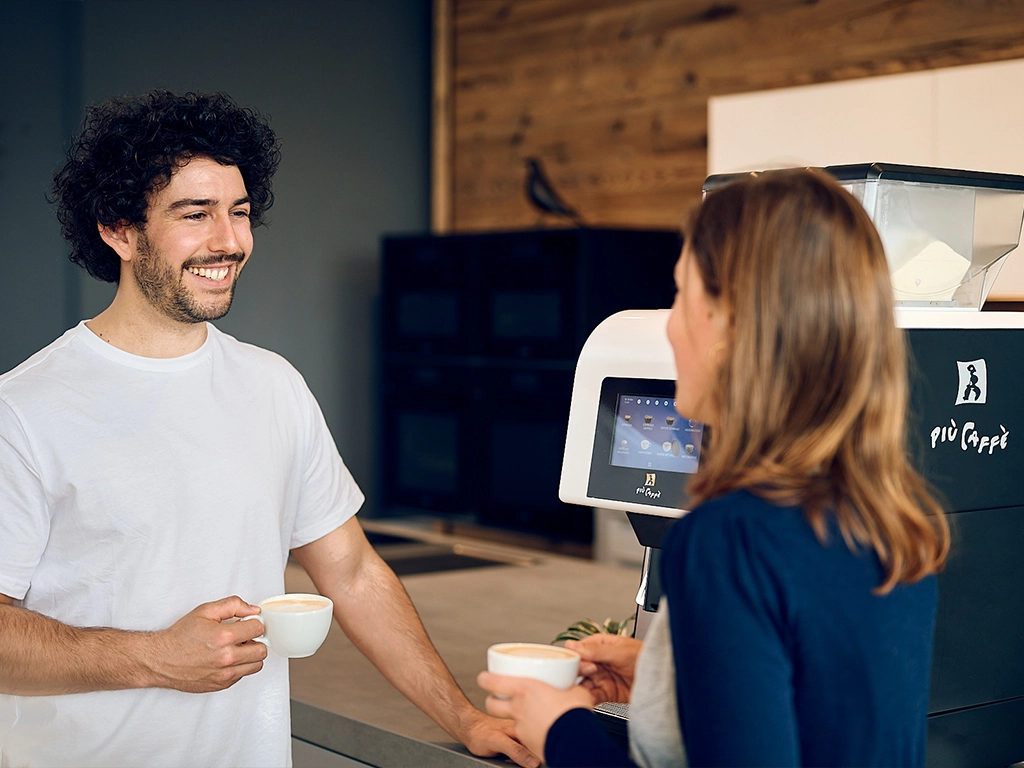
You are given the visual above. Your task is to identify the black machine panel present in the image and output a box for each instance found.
[905,328,1024,513]
[903,326,1024,766]
[926,504,1024,767]
[587,377,704,512]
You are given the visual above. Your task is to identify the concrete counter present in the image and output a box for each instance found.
[285,523,640,766]
[290,699,492,767]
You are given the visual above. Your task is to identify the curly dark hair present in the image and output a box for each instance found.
[52,89,282,283]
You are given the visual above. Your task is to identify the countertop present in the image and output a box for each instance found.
[285,520,641,766]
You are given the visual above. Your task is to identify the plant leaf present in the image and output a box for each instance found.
[554,613,635,643]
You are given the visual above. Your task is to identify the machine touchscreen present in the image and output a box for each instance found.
[609,394,703,473]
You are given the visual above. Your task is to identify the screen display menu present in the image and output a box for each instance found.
[609,394,703,474]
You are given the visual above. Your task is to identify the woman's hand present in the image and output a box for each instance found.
[566,634,642,704]
[477,671,593,761]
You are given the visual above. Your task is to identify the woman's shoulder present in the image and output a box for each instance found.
[673,489,803,532]
[663,489,813,561]
[693,488,782,516]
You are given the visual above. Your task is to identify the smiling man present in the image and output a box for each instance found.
[0,90,537,768]
[90,156,252,353]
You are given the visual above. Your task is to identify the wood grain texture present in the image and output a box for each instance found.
[432,0,454,232]
[443,0,1024,230]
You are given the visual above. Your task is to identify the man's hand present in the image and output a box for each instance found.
[478,671,593,763]
[144,596,268,693]
[566,634,642,704]
[456,707,541,768]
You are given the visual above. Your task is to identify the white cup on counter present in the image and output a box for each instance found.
[242,593,333,658]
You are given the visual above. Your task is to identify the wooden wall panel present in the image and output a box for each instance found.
[432,0,454,232]
[441,0,1024,232]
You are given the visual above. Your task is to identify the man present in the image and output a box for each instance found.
[0,90,537,768]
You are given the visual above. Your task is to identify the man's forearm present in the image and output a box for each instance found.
[0,603,154,695]
[294,522,539,768]
[319,552,478,740]
[0,595,267,696]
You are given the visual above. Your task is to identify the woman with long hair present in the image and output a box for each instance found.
[479,169,950,767]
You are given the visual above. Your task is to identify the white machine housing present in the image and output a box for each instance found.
[558,309,679,517]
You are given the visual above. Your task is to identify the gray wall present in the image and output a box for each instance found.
[0,0,432,516]
[0,2,76,363]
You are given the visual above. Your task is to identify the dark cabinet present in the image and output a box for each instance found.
[378,227,682,545]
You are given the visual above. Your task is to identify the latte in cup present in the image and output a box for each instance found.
[494,644,578,660]
[244,593,333,658]
[487,642,581,690]
[261,596,331,612]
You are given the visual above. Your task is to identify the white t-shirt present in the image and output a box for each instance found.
[0,322,363,767]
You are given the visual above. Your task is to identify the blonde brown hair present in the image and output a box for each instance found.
[685,169,949,593]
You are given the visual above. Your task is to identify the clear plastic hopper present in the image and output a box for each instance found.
[829,164,1024,309]
[705,164,1024,310]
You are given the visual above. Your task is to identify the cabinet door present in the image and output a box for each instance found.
[381,236,476,357]
[476,368,592,543]
[477,231,579,360]
[380,362,481,517]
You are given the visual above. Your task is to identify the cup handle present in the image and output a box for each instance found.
[238,614,268,645]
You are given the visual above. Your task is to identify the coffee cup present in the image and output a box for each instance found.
[242,593,333,658]
[487,642,581,690]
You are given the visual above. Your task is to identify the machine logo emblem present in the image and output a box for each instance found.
[955,359,988,405]
[636,473,662,500]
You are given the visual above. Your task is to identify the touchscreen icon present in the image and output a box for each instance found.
[662,441,672,452]
[685,443,695,455]
[643,415,653,424]
[640,440,651,450]
[624,414,631,422]
[666,416,675,426]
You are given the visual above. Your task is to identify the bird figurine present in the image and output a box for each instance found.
[524,157,584,226]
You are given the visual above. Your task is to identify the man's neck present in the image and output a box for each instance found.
[86,293,209,358]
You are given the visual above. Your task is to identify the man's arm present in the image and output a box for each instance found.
[291,518,539,768]
[0,593,268,695]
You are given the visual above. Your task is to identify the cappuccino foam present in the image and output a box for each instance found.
[262,597,330,613]
[494,644,576,660]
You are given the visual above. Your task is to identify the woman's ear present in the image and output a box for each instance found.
[97,221,134,263]
[710,294,732,337]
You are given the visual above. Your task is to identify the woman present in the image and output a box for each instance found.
[478,169,950,767]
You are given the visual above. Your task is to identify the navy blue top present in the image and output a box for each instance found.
[545,490,938,767]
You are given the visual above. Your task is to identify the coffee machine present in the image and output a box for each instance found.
[559,164,1024,766]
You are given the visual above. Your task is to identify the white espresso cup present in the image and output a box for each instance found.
[242,593,333,658]
[487,642,581,690]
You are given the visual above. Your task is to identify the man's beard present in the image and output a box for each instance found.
[132,232,243,323]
